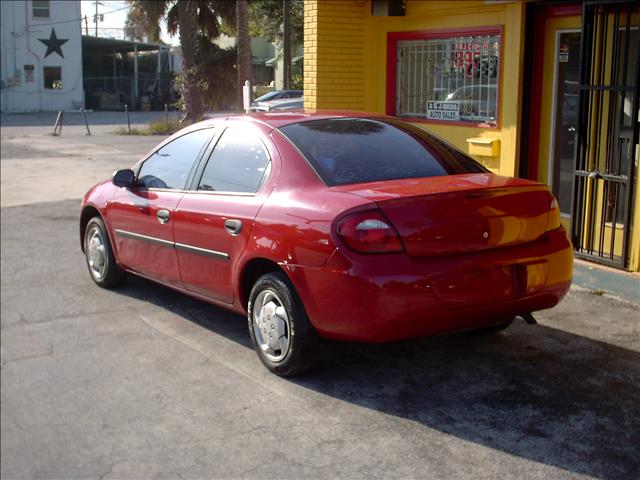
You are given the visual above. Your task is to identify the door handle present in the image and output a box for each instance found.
[224,219,243,235]
[157,209,170,224]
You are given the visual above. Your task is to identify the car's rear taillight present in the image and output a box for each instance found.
[336,209,404,253]
[546,194,561,232]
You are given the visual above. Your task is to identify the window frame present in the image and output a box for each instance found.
[133,127,217,192]
[43,66,62,90]
[386,26,504,129]
[188,126,273,196]
[32,0,50,18]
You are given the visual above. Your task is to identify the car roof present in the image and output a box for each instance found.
[196,109,389,130]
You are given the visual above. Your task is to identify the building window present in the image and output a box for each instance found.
[43,67,62,89]
[388,28,501,126]
[33,0,50,18]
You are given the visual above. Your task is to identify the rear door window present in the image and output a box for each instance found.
[197,129,270,193]
[278,118,486,186]
[137,128,214,189]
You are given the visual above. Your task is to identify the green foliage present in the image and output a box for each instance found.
[114,118,180,136]
[255,85,274,98]
[249,0,304,45]
[172,40,238,111]
[125,0,169,42]
[126,1,234,41]
[197,40,238,110]
[172,71,185,111]
[147,118,180,134]
[290,72,303,90]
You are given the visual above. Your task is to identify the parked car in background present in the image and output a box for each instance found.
[445,84,498,121]
[251,89,302,106]
[249,97,304,112]
[80,111,573,376]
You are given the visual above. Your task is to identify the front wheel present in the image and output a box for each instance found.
[84,216,126,289]
[248,272,320,376]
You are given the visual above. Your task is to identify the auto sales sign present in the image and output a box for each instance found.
[426,101,460,121]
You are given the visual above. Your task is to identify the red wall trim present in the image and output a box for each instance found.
[386,26,503,128]
[525,2,582,180]
[545,4,582,18]
[526,11,546,180]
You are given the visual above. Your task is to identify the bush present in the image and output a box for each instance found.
[115,118,180,136]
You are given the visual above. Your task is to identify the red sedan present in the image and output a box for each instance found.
[80,111,573,376]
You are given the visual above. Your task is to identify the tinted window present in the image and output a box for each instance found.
[137,128,213,189]
[198,129,270,193]
[255,91,279,102]
[279,118,486,186]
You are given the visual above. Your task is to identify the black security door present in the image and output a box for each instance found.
[572,0,639,269]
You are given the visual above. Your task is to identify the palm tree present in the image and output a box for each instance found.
[127,0,235,122]
[175,1,204,122]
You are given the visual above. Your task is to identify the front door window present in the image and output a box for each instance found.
[551,31,581,215]
[137,128,214,190]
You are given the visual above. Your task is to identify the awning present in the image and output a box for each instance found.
[82,36,167,53]
[265,54,303,67]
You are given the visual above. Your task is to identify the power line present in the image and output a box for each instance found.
[23,5,129,29]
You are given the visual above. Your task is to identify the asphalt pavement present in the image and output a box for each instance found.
[1,113,639,479]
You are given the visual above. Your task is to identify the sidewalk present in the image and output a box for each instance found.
[572,258,640,305]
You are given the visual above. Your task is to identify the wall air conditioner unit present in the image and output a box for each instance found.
[371,0,406,16]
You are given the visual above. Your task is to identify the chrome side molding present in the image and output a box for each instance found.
[175,242,230,261]
[114,229,229,261]
[115,229,174,248]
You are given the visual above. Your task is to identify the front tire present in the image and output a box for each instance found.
[248,272,320,376]
[84,216,126,289]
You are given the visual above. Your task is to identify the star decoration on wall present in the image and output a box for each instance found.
[38,28,68,58]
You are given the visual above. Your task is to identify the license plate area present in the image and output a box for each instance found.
[431,261,549,309]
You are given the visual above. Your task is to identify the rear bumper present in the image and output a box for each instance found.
[283,228,573,342]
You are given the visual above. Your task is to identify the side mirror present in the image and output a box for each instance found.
[112,169,135,187]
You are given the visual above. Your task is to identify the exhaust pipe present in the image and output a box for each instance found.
[520,313,537,325]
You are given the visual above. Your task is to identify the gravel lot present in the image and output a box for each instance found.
[1,114,639,479]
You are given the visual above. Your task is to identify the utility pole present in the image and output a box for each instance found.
[283,0,291,89]
[94,1,99,36]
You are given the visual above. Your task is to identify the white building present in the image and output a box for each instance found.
[1,0,84,112]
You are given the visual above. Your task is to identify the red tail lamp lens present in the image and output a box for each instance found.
[546,194,561,232]
[336,210,404,253]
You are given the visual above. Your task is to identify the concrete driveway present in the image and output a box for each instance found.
[1,114,639,479]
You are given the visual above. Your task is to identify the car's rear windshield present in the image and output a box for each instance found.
[278,118,487,186]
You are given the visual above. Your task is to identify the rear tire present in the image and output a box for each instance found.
[248,272,320,376]
[84,216,126,289]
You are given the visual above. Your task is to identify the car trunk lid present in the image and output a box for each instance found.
[333,173,551,257]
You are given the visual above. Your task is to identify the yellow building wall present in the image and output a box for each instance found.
[303,0,367,110]
[305,0,526,177]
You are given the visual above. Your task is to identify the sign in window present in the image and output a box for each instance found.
[426,101,460,121]
[396,33,500,124]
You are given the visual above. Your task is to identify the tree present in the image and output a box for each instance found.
[126,0,236,121]
[175,1,204,122]
[249,0,303,45]
[249,0,303,89]
[124,7,161,42]
[236,0,252,108]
